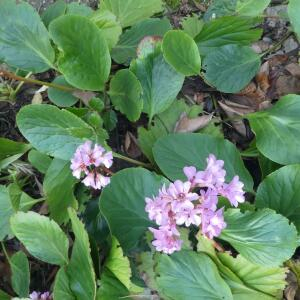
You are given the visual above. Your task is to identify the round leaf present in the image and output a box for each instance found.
[256,165,300,230]
[247,95,300,165]
[10,211,69,266]
[203,45,261,93]
[237,0,271,17]
[49,15,111,91]
[220,209,298,266]
[156,251,233,299]
[0,0,55,72]
[153,133,253,191]
[48,76,78,107]
[162,30,201,76]
[99,168,168,253]
[109,69,142,122]
[16,104,96,160]
[288,0,300,40]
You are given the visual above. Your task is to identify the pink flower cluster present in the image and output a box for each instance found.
[30,291,52,300]
[145,154,245,254]
[70,141,113,190]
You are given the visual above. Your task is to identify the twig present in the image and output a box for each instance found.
[0,70,76,92]
[113,152,152,169]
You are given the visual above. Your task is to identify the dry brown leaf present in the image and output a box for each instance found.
[174,112,212,133]
[72,91,96,105]
[32,92,43,104]
[285,63,300,78]
[274,75,300,97]
[124,131,141,158]
[256,61,270,93]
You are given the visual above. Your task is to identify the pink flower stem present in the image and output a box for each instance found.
[112,152,152,169]
[212,240,225,252]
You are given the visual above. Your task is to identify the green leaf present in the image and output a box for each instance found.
[0,138,31,169]
[237,0,271,16]
[181,15,204,38]
[67,208,96,300]
[100,168,168,253]
[16,104,96,161]
[156,251,233,299]
[203,45,260,93]
[10,251,30,298]
[49,15,111,91]
[218,253,287,299]
[288,0,300,40]
[131,48,184,120]
[101,0,163,27]
[153,133,253,191]
[66,2,93,17]
[105,237,131,289]
[0,0,55,72]
[10,211,69,266]
[0,289,11,300]
[138,100,200,163]
[90,10,122,49]
[220,209,298,266]
[137,252,158,290]
[204,0,236,21]
[195,16,262,55]
[44,159,77,224]
[247,95,300,165]
[109,69,142,122]
[97,269,130,300]
[28,149,52,174]
[41,0,66,27]
[256,165,300,230]
[48,76,78,107]
[112,18,171,65]
[162,30,201,76]
[0,185,14,240]
[53,268,75,300]
[258,154,281,180]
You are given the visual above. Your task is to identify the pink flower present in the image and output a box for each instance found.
[220,176,245,207]
[82,171,110,190]
[70,141,113,190]
[200,189,218,211]
[175,205,202,227]
[201,208,226,239]
[149,225,182,254]
[195,154,226,189]
[30,292,52,300]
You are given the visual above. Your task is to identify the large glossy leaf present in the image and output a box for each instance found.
[247,95,300,165]
[0,0,55,72]
[28,149,52,174]
[162,30,201,76]
[0,138,31,169]
[131,49,184,121]
[153,133,253,191]
[288,0,300,40]
[256,165,300,230]
[90,10,122,49]
[10,251,30,298]
[220,209,298,266]
[218,253,287,299]
[16,104,96,161]
[10,211,69,265]
[67,209,96,300]
[100,168,168,253]
[0,185,14,241]
[203,45,260,93]
[104,237,131,290]
[53,268,75,300]
[195,16,262,55]
[204,0,236,20]
[100,0,163,27]
[156,251,233,299]
[236,0,271,16]
[181,15,204,38]
[109,69,142,122]
[197,237,287,300]
[41,0,66,27]
[44,159,77,224]
[49,15,111,91]
[112,18,171,64]
[48,76,78,107]
[97,269,129,300]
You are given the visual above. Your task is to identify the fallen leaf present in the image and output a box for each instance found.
[32,92,43,104]
[256,61,270,93]
[124,131,141,158]
[174,112,212,133]
[72,91,96,106]
[285,63,300,78]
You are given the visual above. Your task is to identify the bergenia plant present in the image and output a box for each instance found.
[0,0,300,299]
